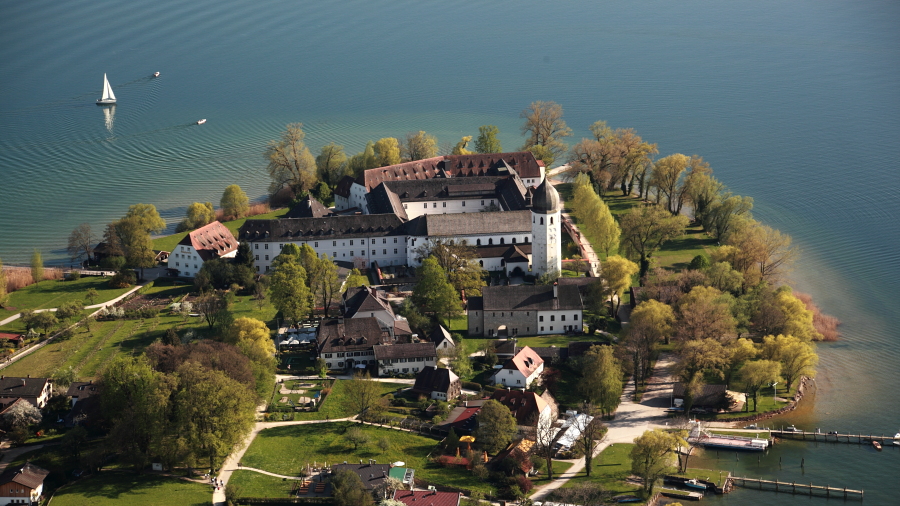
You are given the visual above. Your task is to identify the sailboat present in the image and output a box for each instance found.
[96,73,116,105]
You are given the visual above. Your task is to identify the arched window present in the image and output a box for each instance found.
[551,217,554,224]
[489,238,493,245]
[512,238,517,244]
[477,239,481,245]
[500,238,505,245]
[479,260,483,267]
[540,217,544,225]
[524,237,529,244]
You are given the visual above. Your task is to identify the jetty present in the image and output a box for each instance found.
[730,476,863,500]
[772,429,899,445]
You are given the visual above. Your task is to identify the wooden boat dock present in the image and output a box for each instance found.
[730,476,864,500]
[772,429,899,445]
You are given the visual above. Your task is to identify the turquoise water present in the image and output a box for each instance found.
[1,0,899,502]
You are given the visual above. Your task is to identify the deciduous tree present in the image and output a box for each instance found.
[332,469,374,506]
[675,286,737,343]
[374,137,402,167]
[760,334,818,390]
[630,299,675,345]
[579,346,623,417]
[619,205,689,280]
[221,184,250,220]
[343,268,370,291]
[67,223,95,265]
[0,400,41,431]
[0,257,8,307]
[411,257,462,327]
[673,338,728,414]
[474,125,502,154]
[316,142,350,189]
[474,399,517,453]
[739,360,781,411]
[268,257,311,322]
[30,250,44,283]
[414,239,486,297]
[265,123,318,194]
[599,255,638,316]
[631,429,678,494]
[402,131,439,161]
[451,136,473,155]
[345,371,382,420]
[572,404,606,476]
[571,183,620,257]
[520,101,572,160]
[348,141,378,178]
[702,193,753,241]
[177,202,215,232]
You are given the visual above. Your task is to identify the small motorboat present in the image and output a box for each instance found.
[872,440,882,451]
[196,119,206,125]
[153,72,160,77]
[683,478,708,490]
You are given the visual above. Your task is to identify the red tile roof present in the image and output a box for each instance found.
[501,345,544,377]
[178,221,238,261]
[393,489,461,506]
[359,152,543,192]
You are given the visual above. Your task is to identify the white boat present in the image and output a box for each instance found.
[196,119,206,125]
[153,71,160,77]
[96,73,116,105]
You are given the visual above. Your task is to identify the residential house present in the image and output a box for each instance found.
[489,346,544,388]
[467,284,583,338]
[66,381,98,407]
[374,342,436,376]
[0,462,49,506]
[672,382,728,410]
[411,366,461,401]
[316,318,391,372]
[342,286,411,340]
[0,333,22,348]
[393,490,460,506]
[428,325,455,352]
[490,439,535,475]
[0,376,52,409]
[440,400,484,434]
[490,389,554,431]
[168,221,238,278]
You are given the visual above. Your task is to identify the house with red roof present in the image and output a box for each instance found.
[393,489,461,506]
[168,221,237,278]
[489,346,544,388]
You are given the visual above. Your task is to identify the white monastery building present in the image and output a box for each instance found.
[168,221,238,278]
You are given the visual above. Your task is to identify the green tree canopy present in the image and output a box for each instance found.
[411,256,462,327]
[474,399,517,453]
[268,257,311,322]
[739,359,781,411]
[520,101,572,160]
[316,142,350,189]
[30,249,43,283]
[760,334,818,390]
[221,184,250,220]
[571,183,620,257]
[599,255,639,316]
[402,131,439,161]
[630,429,679,494]
[374,137,402,167]
[474,125,502,154]
[332,469,374,506]
[579,345,623,417]
[619,204,689,280]
[451,136,473,155]
[265,123,318,194]
[177,202,215,232]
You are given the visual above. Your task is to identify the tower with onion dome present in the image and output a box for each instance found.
[530,179,562,276]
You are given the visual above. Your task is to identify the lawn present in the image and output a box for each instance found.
[0,276,132,321]
[50,472,209,506]
[551,443,642,498]
[152,207,290,253]
[239,422,494,495]
[705,384,795,420]
[228,470,297,498]
[290,379,407,421]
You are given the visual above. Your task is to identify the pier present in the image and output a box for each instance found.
[772,429,899,445]
[730,476,863,500]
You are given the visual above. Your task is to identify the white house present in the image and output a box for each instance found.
[374,342,437,376]
[490,345,544,388]
[168,221,238,278]
[467,284,583,338]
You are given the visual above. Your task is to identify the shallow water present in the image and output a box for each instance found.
[1,1,898,502]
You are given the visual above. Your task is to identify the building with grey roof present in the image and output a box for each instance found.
[467,284,584,337]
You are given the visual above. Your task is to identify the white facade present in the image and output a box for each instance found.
[378,356,436,376]
[252,236,409,273]
[531,209,562,276]
[399,198,496,219]
[491,362,544,388]
[534,309,583,334]
[170,244,237,278]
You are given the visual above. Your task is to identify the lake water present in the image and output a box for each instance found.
[1,0,898,502]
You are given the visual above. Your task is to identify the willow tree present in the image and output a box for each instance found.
[374,137,401,166]
[521,101,572,160]
[402,131,438,161]
[265,123,317,194]
[571,182,620,257]
[619,204,689,280]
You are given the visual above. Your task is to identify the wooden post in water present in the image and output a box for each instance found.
[809,482,812,497]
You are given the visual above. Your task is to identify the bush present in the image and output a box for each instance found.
[461,381,482,391]
[66,271,81,281]
[109,268,136,288]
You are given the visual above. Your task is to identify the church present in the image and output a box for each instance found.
[238,152,562,276]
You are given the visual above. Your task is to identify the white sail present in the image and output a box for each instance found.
[103,74,116,101]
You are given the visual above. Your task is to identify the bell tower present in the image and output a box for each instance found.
[530,179,562,276]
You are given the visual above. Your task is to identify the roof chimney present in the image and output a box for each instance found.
[553,282,558,299]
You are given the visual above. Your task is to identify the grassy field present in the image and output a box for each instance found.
[239,422,494,494]
[550,443,642,498]
[0,276,132,322]
[705,384,795,420]
[228,470,297,498]
[289,379,407,421]
[152,207,290,253]
[50,472,210,506]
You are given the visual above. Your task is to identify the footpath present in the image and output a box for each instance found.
[531,353,676,500]
[0,279,151,371]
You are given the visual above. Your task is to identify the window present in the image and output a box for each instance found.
[462,201,466,207]
[337,352,345,358]
[394,238,398,243]
[500,238,505,244]
[372,250,375,255]
[550,326,554,331]
[512,238,517,244]
[371,239,376,244]
[256,266,260,272]
[404,204,407,209]
[254,244,258,250]
[265,244,269,249]
[394,249,398,254]
[539,315,544,322]
[527,327,530,332]
[333,241,337,246]
[517,380,521,384]
[551,315,555,321]
[442,202,446,207]
[324,353,332,359]
[551,217,554,224]
[424,203,428,208]
[383,238,387,244]
[477,239,481,245]
[433,203,437,208]
[279,244,283,249]
[175,262,179,267]
[326,362,332,368]
[350,251,354,256]
[574,314,579,320]
[489,238,493,245]
[540,217,544,225]
[315,242,319,247]
[265,266,269,272]
[383,249,387,254]
[562,315,566,321]
[508,370,513,375]
[490,200,494,205]
[479,260,483,267]
[333,252,337,257]
[350,240,354,245]
[492,312,495,317]
[481,200,485,205]
[338,362,344,367]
